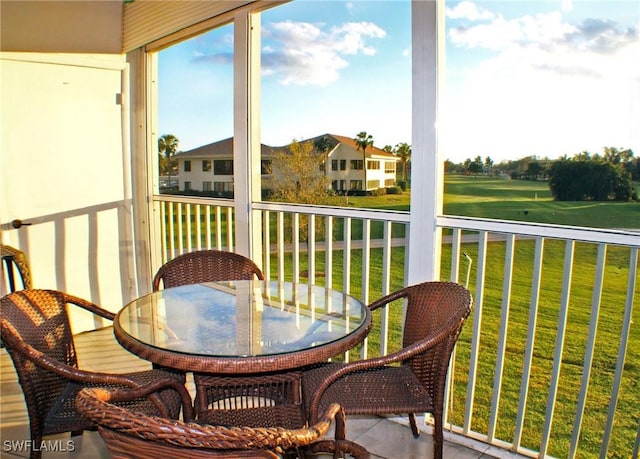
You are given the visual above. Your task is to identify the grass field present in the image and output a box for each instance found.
[287,176,639,457]
[343,175,640,229]
[165,175,639,457]
[273,233,638,458]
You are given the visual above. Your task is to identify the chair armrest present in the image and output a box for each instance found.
[306,318,462,422]
[2,319,142,384]
[366,287,410,313]
[1,319,193,420]
[61,291,116,321]
[77,387,348,453]
[92,378,195,422]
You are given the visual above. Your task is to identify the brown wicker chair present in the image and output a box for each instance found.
[0,289,194,459]
[1,244,32,293]
[152,249,265,291]
[76,385,370,459]
[152,250,287,426]
[302,281,472,459]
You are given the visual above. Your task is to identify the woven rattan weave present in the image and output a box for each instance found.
[302,281,472,459]
[1,244,32,293]
[0,289,193,459]
[76,385,369,458]
[153,249,264,291]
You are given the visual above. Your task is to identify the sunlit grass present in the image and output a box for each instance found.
[163,175,639,457]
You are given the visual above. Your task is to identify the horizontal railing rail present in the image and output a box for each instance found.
[153,194,639,459]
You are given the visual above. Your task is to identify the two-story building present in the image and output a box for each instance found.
[174,134,399,196]
[319,134,399,193]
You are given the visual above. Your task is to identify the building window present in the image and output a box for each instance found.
[340,160,347,170]
[214,181,233,193]
[184,160,191,172]
[350,180,363,190]
[367,179,380,189]
[203,181,212,191]
[261,159,272,175]
[385,179,395,187]
[184,181,192,191]
[368,160,380,170]
[214,160,233,175]
[332,180,347,191]
[331,160,338,171]
[350,160,363,170]
[202,160,212,172]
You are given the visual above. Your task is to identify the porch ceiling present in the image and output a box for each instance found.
[1,0,260,54]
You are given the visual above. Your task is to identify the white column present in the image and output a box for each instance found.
[233,10,263,266]
[407,0,445,284]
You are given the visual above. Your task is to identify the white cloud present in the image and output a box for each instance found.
[261,20,386,86]
[446,1,495,21]
[449,12,577,51]
[442,5,640,161]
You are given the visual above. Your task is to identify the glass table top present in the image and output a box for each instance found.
[117,280,369,358]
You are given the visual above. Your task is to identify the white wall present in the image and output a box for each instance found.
[0,53,135,332]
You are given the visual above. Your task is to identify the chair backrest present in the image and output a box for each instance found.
[1,290,79,419]
[1,244,32,294]
[401,281,472,399]
[76,386,343,459]
[153,250,265,291]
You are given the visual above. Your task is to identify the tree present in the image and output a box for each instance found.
[354,131,373,192]
[525,161,543,180]
[465,156,483,175]
[394,142,411,182]
[270,140,338,246]
[548,150,634,201]
[603,146,632,165]
[484,156,493,174]
[271,139,335,205]
[158,134,179,178]
[313,135,335,177]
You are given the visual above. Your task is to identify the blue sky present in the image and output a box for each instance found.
[159,1,639,163]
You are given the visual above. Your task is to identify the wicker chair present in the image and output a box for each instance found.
[152,250,287,426]
[0,289,194,459]
[1,244,32,293]
[153,249,265,291]
[76,384,370,459]
[302,281,472,459]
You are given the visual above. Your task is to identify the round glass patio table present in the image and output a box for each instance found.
[114,280,372,374]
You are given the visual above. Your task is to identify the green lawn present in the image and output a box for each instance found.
[293,176,639,457]
[344,175,640,229]
[165,175,639,457]
[281,232,638,458]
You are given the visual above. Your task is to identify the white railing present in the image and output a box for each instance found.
[154,194,639,459]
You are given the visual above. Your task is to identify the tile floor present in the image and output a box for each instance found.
[1,328,506,459]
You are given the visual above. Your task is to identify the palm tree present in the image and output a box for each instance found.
[313,135,334,177]
[354,131,373,193]
[394,142,411,182]
[158,134,179,180]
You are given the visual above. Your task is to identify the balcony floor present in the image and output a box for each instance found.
[1,328,503,459]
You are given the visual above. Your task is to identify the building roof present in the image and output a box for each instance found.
[323,134,397,159]
[175,134,399,160]
[175,137,276,159]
